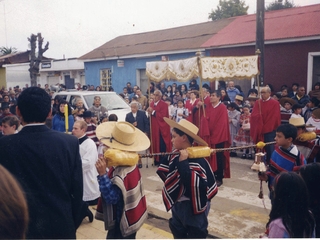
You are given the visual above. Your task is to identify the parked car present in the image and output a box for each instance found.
[53,91,130,121]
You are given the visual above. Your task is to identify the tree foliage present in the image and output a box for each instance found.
[0,46,17,56]
[265,0,295,11]
[209,0,249,21]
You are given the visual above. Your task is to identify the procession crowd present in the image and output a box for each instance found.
[0,79,320,238]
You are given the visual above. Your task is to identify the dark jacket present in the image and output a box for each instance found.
[125,110,150,134]
[0,125,84,239]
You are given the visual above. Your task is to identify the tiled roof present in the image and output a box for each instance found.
[79,19,234,60]
[202,3,320,48]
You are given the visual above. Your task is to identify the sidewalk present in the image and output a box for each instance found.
[76,206,173,239]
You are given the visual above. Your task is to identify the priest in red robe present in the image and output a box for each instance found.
[250,86,281,164]
[206,90,231,187]
[147,90,172,165]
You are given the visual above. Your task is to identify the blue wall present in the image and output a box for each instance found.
[84,51,210,94]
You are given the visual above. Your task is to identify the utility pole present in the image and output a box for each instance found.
[256,0,265,86]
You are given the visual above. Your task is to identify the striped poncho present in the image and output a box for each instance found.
[157,149,218,215]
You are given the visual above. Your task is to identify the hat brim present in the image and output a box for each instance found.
[164,117,208,146]
[96,122,150,152]
[279,97,296,108]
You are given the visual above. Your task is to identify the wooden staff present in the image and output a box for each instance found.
[138,141,276,158]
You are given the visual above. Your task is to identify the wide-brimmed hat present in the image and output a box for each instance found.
[247,94,259,100]
[96,121,150,151]
[164,118,208,146]
[313,108,320,119]
[235,95,243,102]
[289,117,305,127]
[279,97,296,108]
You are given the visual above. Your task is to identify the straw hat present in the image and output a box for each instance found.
[289,117,305,127]
[279,97,296,108]
[247,94,259,100]
[96,121,150,151]
[163,118,208,146]
[235,95,243,101]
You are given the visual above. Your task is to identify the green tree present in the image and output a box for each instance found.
[0,46,17,56]
[208,0,249,21]
[266,0,295,11]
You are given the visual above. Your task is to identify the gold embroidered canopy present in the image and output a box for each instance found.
[146,55,259,82]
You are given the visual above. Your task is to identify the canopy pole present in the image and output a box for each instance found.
[148,77,154,158]
[196,52,206,118]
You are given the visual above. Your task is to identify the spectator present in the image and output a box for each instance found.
[146,82,155,95]
[258,124,306,200]
[304,97,320,122]
[306,108,320,130]
[165,85,174,100]
[226,81,240,102]
[279,97,295,113]
[265,172,315,238]
[173,99,188,123]
[288,83,299,98]
[136,89,148,110]
[308,82,320,101]
[234,94,243,108]
[265,83,275,95]
[280,87,289,97]
[292,86,310,107]
[234,85,244,97]
[227,102,240,157]
[300,163,320,238]
[165,98,176,120]
[189,79,199,91]
[83,110,100,147]
[122,87,129,98]
[1,115,20,135]
[220,88,230,102]
[126,82,133,94]
[108,114,118,121]
[247,88,258,97]
[0,165,29,239]
[178,83,188,93]
[0,87,84,238]
[185,90,199,123]
[88,95,108,121]
[52,100,74,132]
[129,85,139,101]
[290,103,303,118]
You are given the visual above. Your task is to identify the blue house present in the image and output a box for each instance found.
[79,19,233,94]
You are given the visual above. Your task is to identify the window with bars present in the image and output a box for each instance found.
[100,69,112,91]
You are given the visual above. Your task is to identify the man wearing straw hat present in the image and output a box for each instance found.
[157,118,217,239]
[95,121,150,239]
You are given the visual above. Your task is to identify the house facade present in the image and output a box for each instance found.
[80,4,320,95]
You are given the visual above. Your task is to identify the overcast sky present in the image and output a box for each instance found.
[0,0,319,59]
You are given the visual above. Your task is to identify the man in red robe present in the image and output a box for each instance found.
[250,86,281,164]
[206,90,231,187]
[193,87,211,143]
[147,90,172,165]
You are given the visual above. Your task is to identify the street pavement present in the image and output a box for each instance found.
[77,153,270,239]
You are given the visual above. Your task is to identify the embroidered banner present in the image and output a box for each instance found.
[146,55,258,82]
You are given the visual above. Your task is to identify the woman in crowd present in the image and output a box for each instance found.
[308,82,320,101]
[0,165,29,239]
[265,172,315,238]
[52,100,74,132]
[220,88,230,102]
[165,85,174,100]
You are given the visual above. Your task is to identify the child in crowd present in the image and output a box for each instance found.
[279,97,294,113]
[234,105,253,159]
[1,115,20,135]
[165,98,176,120]
[264,172,315,238]
[290,103,303,118]
[258,124,306,200]
[173,100,188,123]
[173,90,182,105]
[227,102,240,157]
[304,97,320,122]
[306,108,320,130]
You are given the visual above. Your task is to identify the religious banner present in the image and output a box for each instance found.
[146,55,259,82]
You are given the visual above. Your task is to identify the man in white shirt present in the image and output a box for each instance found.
[72,120,100,221]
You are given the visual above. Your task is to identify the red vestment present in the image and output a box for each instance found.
[206,102,231,178]
[250,99,281,143]
[150,100,172,162]
[185,98,199,123]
